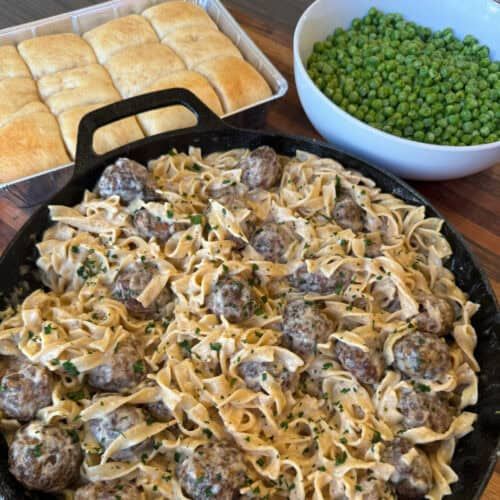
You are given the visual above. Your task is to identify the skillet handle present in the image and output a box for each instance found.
[75,88,229,179]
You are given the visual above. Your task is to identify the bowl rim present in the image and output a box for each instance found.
[293,0,500,153]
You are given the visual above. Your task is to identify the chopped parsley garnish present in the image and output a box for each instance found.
[202,428,213,438]
[77,257,104,280]
[323,362,333,370]
[67,389,85,401]
[32,444,42,457]
[335,451,347,465]
[415,383,431,392]
[371,430,382,444]
[256,457,265,467]
[133,360,145,374]
[210,342,222,352]
[166,209,174,218]
[174,451,181,463]
[43,324,53,334]
[62,361,79,377]
[67,429,80,443]
[71,245,79,253]
[190,214,203,225]
[178,339,191,354]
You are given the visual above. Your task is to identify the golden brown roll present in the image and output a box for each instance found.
[143,1,217,38]
[38,64,120,115]
[0,78,40,126]
[105,43,185,98]
[162,25,242,69]
[0,102,70,184]
[0,45,32,80]
[18,33,97,79]
[195,56,272,113]
[83,15,159,64]
[137,70,223,135]
[58,101,144,159]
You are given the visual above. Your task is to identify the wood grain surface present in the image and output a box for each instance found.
[0,0,498,498]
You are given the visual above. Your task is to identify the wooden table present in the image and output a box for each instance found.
[0,1,498,497]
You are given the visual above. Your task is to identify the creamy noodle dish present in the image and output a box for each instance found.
[0,147,479,499]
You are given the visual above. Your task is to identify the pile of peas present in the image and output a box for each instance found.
[307,8,499,146]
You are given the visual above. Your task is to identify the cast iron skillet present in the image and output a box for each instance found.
[0,89,498,499]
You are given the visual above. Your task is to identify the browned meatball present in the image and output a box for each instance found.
[250,223,291,262]
[382,437,433,498]
[288,264,352,295]
[132,208,185,242]
[89,405,152,461]
[238,360,296,392]
[75,480,143,500]
[145,399,172,423]
[0,362,53,421]
[206,276,255,323]
[176,441,247,500]
[333,194,363,232]
[398,388,456,433]
[88,340,146,392]
[9,421,82,492]
[240,146,282,190]
[393,331,451,381]
[413,292,455,336]
[282,300,333,356]
[335,339,385,385]
[96,158,157,204]
[112,262,173,319]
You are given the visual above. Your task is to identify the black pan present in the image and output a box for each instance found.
[0,89,498,499]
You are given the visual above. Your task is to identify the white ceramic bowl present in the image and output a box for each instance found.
[294,0,500,180]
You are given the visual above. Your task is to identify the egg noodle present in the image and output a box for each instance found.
[0,148,478,499]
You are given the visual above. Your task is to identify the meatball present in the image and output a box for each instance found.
[133,208,184,242]
[96,158,157,204]
[335,339,385,385]
[177,442,247,500]
[413,293,455,336]
[75,481,143,500]
[9,421,82,492]
[0,362,53,421]
[393,331,451,381]
[356,475,396,500]
[282,300,333,356]
[240,146,282,190]
[206,276,255,323]
[238,360,296,392]
[88,340,146,392]
[89,405,152,461]
[112,262,173,319]
[250,223,291,262]
[382,437,433,498]
[145,399,172,423]
[288,264,352,295]
[333,194,363,232]
[397,388,455,433]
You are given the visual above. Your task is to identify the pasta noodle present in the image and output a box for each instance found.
[0,147,479,499]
